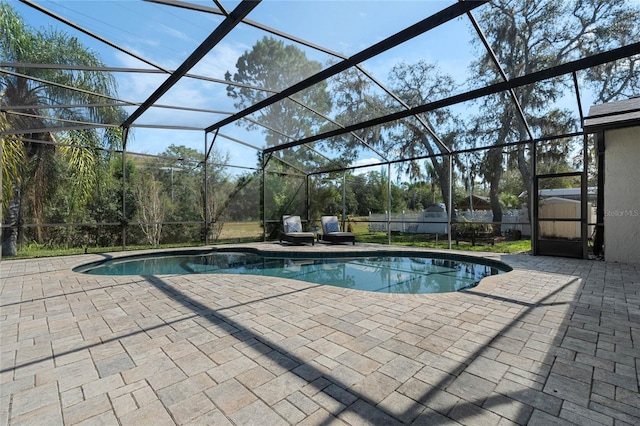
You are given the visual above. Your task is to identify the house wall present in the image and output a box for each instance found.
[604,126,640,264]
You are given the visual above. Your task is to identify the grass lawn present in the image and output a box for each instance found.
[355,232,531,254]
[345,218,531,254]
[218,221,264,239]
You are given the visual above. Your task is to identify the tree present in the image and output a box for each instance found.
[471,0,640,230]
[402,181,436,212]
[155,145,204,221]
[225,170,260,221]
[198,146,260,242]
[352,170,407,214]
[386,61,462,216]
[262,158,307,237]
[140,145,204,244]
[133,172,167,247]
[309,174,342,218]
[327,67,387,167]
[225,37,333,224]
[225,36,331,158]
[1,1,126,255]
[85,154,135,247]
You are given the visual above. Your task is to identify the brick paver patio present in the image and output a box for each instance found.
[1,243,638,425]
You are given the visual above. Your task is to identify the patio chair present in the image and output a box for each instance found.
[320,215,356,245]
[279,215,315,246]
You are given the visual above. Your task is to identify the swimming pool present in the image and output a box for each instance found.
[74,249,511,294]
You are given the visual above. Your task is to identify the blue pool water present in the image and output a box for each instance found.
[74,250,510,294]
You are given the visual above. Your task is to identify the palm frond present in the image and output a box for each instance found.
[1,136,26,211]
[57,134,98,204]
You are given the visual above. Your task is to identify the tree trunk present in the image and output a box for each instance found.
[487,147,503,234]
[434,158,457,222]
[409,126,455,220]
[517,143,533,222]
[2,195,20,256]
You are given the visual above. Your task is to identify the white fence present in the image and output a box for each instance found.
[368,209,531,236]
[460,209,532,236]
[368,211,449,234]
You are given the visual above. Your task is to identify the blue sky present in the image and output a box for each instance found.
[8,1,587,174]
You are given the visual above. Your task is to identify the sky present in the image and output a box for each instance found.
[7,0,591,175]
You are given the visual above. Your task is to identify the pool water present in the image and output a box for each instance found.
[75,250,509,294]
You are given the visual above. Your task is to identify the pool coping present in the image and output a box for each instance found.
[71,244,513,277]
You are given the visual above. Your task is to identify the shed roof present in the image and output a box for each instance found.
[584,96,640,133]
[540,196,580,205]
[456,195,491,210]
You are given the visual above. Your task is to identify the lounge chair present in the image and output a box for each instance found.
[320,215,356,245]
[279,215,315,246]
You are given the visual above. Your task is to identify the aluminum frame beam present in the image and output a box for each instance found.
[19,0,170,73]
[264,41,640,154]
[205,1,489,133]
[121,0,260,129]
[466,10,535,142]
[152,0,440,157]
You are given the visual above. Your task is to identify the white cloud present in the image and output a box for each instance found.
[110,43,247,153]
[158,24,194,43]
[190,42,250,80]
[351,158,383,175]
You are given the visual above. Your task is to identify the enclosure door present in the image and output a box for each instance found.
[534,172,587,259]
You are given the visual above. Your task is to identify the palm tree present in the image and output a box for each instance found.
[1,1,126,256]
